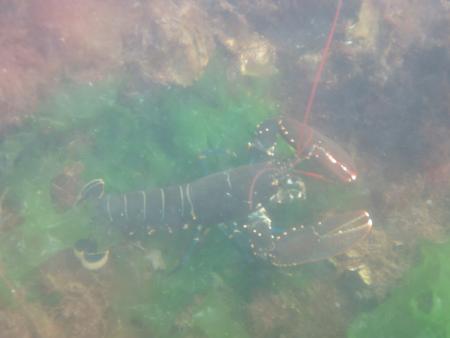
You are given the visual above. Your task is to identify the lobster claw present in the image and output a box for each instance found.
[250,116,358,183]
[276,117,358,183]
[269,210,372,267]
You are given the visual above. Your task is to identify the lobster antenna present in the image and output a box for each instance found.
[303,0,343,126]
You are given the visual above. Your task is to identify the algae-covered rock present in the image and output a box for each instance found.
[191,288,250,338]
[50,162,84,212]
[349,242,450,338]
[39,249,111,338]
[247,279,352,338]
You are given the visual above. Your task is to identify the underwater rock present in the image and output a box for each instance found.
[422,117,450,200]
[345,0,380,54]
[0,11,58,134]
[145,248,167,271]
[0,0,281,117]
[379,0,439,50]
[229,34,277,77]
[247,281,351,338]
[126,0,277,86]
[338,0,450,86]
[0,305,66,338]
[333,228,409,301]
[39,249,112,338]
[0,189,22,233]
[211,1,277,77]
[34,247,153,338]
[0,259,65,338]
[0,310,33,338]
[332,163,450,302]
[377,0,448,80]
[126,0,215,87]
[230,0,338,37]
[30,0,130,83]
[246,293,291,336]
[0,245,151,338]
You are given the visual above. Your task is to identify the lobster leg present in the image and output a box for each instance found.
[169,225,206,274]
[269,210,372,267]
[220,206,275,261]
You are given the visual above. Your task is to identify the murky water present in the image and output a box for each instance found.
[0,1,449,337]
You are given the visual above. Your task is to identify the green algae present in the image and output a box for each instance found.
[0,135,90,279]
[348,242,450,338]
[32,78,120,135]
[190,285,250,338]
[0,55,283,336]
[107,227,253,337]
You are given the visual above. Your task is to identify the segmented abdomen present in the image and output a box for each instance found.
[95,163,279,232]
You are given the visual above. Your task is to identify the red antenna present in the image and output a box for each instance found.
[303,0,343,126]
[249,0,344,210]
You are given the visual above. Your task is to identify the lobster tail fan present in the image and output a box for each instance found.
[75,178,105,205]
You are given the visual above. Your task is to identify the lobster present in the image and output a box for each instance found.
[76,115,372,267]
[76,0,372,268]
